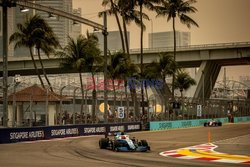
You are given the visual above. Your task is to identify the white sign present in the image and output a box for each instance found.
[117,107,125,119]
[197,105,202,117]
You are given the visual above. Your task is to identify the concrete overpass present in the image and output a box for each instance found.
[1,41,250,99]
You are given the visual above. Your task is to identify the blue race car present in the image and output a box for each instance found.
[99,132,150,152]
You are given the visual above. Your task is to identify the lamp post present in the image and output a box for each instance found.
[0,0,16,127]
[73,87,80,124]
[202,70,205,105]
[102,11,108,123]
[45,87,49,126]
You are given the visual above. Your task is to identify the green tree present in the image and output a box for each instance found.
[101,0,125,52]
[100,0,148,54]
[145,54,177,119]
[107,51,128,116]
[123,58,140,119]
[175,70,196,99]
[33,19,60,92]
[134,0,161,115]
[57,32,102,123]
[9,14,51,89]
[156,0,199,98]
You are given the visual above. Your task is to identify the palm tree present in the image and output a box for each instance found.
[57,33,102,123]
[174,70,196,120]
[145,54,177,99]
[123,59,140,119]
[9,15,47,89]
[144,54,177,119]
[101,0,125,52]
[175,71,196,99]
[33,19,60,92]
[56,35,87,117]
[100,0,148,54]
[82,32,102,122]
[107,51,128,117]
[155,0,199,98]
[134,0,161,115]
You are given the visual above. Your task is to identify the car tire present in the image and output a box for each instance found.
[113,140,120,151]
[141,140,150,150]
[218,122,222,126]
[99,138,109,149]
[204,123,208,127]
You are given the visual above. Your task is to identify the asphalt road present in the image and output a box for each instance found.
[0,123,249,167]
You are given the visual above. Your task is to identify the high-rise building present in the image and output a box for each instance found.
[0,8,15,57]
[1,0,74,57]
[93,31,130,51]
[35,0,73,48]
[70,8,82,40]
[148,31,191,48]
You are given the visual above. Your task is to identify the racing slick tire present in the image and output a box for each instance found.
[141,140,150,150]
[204,123,208,127]
[113,140,120,152]
[99,138,109,149]
[218,122,222,126]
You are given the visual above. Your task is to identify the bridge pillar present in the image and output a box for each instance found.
[191,61,221,100]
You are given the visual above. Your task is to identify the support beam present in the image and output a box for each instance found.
[192,61,221,100]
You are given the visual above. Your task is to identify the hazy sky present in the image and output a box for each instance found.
[72,0,250,80]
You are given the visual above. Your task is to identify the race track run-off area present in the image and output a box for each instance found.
[0,123,249,167]
[160,143,250,164]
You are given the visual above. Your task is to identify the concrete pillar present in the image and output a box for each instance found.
[190,61,221,100]
[48,103,57,126]
[7,105,14,127]
[16,103,23,127]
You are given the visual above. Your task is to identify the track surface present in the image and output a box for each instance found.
[0,123,249,167]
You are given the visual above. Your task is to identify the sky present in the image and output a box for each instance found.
[72,0,250,81]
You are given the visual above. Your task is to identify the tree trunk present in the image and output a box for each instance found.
[172,17,176,100]
[145,83,149,121]
[91,72,96,123]
[85,90,88,123]
[37,48,53,92]
[110,0,125,52]
[112,79,117,121]
[79,72,84,117]
[125,81,129,121]
[29,48,45,88]
[130,88,139,119]
[140,4,145,116]
[122,17,130,55]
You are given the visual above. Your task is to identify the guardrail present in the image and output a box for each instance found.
[234,116,250,123]
[150,116,250,131]
[0,122,141,144]
[3,41,250,59]
[150,118,229,131]
[129,41,250,54]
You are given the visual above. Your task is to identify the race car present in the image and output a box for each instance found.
[99,132,150,152]
[204,119,222,127]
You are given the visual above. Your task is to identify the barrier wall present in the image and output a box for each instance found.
[234,116,250,123]
[150,118,228,131]
[0,122,141,144]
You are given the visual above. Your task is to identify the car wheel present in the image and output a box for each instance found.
[99,138,109,149]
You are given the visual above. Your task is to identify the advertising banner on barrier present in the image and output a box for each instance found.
[0,122,141,144]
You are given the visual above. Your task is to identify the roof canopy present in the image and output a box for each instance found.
[7,84,69,102]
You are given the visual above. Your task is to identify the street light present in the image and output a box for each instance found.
[20,6,29,12]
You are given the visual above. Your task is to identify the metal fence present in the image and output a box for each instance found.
[1,82,250,128]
